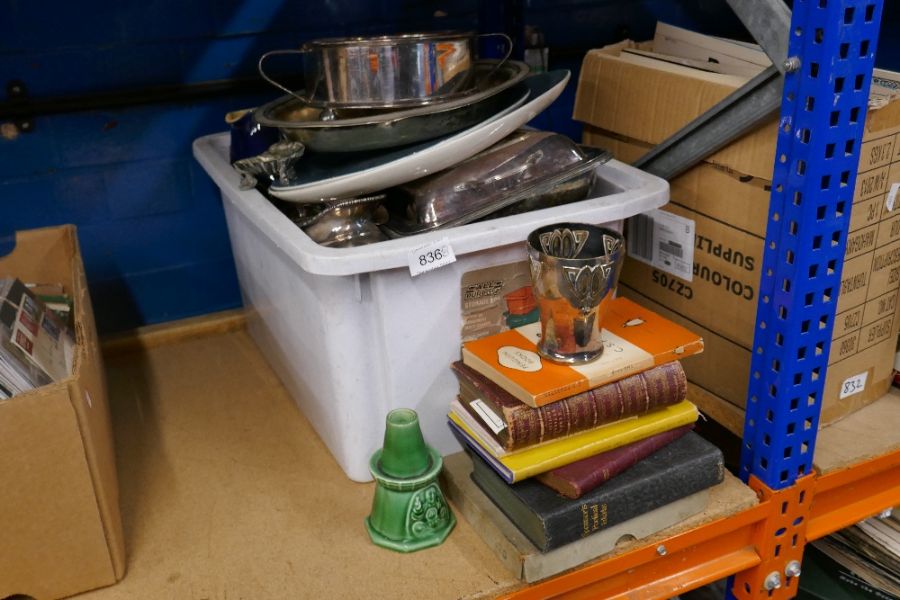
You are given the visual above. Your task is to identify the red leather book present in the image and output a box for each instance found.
[451,360,687,452]
[535,425,693,499]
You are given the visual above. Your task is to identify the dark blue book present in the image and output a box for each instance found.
[467,431,724,552]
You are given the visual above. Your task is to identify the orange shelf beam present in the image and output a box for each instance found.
[499,503,768,600]
[492,445,900,600]
[808,448,900,541]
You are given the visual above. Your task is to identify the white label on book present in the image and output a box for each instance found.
[887,182,900,212]
[497,345,542,372]
[839,371,868,399]
[627,209,695,282]
[470,399,506,434]
[408,237,456,277]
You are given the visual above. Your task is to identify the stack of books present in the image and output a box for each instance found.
[445,296,724,575]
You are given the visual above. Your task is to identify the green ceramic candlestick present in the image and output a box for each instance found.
[365,408,455,552]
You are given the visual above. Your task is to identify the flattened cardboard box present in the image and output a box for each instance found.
[0,226,125,599]
[575,43,900,432]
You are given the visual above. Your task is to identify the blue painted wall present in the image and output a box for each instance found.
[0,0,478,332]
[2,0,897,332]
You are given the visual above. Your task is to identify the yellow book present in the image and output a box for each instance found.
[448,400,698,483]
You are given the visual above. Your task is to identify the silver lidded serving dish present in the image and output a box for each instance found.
[253,60,530,153]
[258,30,510,110]
[381,130,612,237]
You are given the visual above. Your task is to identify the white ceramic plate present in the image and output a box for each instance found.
[268,71,570,203]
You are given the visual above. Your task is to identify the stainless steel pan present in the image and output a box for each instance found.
[258,31,511,109]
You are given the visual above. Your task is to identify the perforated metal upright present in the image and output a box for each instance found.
[735,0,885,597]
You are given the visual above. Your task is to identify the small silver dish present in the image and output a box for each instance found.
[254,60,530,153]
[381,130,612,237]
[232,140,306,189]
[287,195,388,247]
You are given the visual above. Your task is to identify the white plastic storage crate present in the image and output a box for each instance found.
[194,132,669,481]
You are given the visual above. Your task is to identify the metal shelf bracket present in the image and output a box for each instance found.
[732,474,815,599]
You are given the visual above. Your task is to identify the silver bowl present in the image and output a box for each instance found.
[287,195,388,247]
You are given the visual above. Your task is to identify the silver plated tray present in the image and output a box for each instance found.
[381,145,612,238]
[254,60,531,153]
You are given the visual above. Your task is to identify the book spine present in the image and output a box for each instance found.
[535,425,693,499]
[509,362,686,450]
[539,442,722,550]
[0,279,22,328]
[457,380,515,450]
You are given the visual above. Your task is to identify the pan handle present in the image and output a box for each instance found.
[257,49,312,104]
[477,32,514,79]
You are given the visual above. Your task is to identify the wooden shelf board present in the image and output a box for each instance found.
[813,388,900,475]
[77,326,520,600]
[100,309,247,355]
[71,314,786,599]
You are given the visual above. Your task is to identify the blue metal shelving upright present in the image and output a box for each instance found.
[740,0,884,493]
[734,0,885,597]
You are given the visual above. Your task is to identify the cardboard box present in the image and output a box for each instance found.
[0,226,125,599]
[575,41,900,180]
[575,42,900,433]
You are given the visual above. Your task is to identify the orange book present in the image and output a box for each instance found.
[461,296,703,408]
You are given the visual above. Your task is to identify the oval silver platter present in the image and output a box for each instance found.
[267,70,569,203]
[254,60,531,153]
